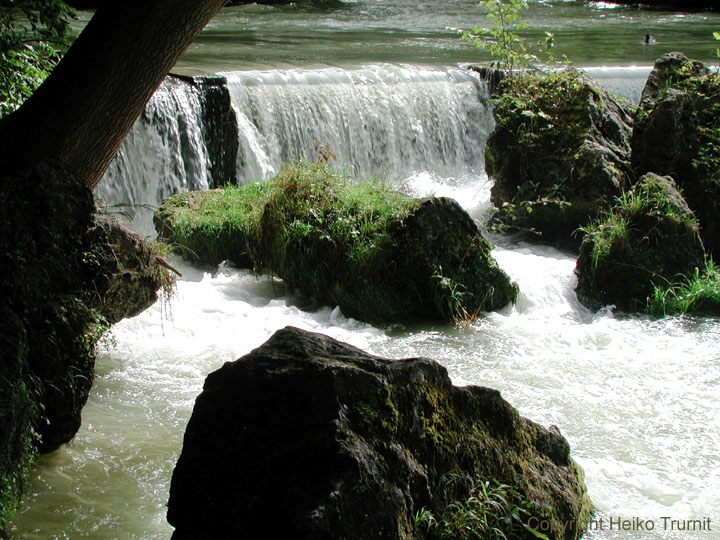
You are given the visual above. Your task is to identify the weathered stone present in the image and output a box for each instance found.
[192,76,239,188]
[258,195,518,324]
[486,70,633,250]
[0,160,109,454]
[94,216,170,325]
[0,160,172,528]
[168,326,593,540]
[467,65,506,96]
[632,52,720,256]
[575,173,706,312]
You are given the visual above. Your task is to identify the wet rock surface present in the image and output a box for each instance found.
[168,326,593,540]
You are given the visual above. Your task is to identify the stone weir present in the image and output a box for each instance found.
[168,326,594,540]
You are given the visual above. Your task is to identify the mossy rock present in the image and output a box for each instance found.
[168,326,593,540]
[0,160,172,532]
[0,307,39,533]
[632,52,720,256]
[155,162,517,325]
[575,173,706,312]
[486,70,633,250]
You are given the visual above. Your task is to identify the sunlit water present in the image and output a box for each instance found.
[12,174,720,539]
[11,1,720,538]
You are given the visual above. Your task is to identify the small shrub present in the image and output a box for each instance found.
[455,0,566,75]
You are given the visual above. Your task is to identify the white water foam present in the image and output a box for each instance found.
[224,64,494,183]
[11,173,720,540]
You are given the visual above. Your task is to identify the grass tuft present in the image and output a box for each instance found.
[648,259,720,317]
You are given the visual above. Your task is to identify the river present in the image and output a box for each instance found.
[10,1,720,539]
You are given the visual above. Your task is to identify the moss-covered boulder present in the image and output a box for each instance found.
[0,160,173,532]
[94,216,175,325]
[486,70,633,250]
[168,326,593,540]
[155,162,517,325]
[575,173,706,312]
[632,52,720,256]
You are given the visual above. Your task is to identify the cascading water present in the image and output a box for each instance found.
[95,78,210,234]
[225,65,493,182]
[95,65,497,232]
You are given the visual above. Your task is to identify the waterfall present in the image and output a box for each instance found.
[96,65,497,233]
[224,65,495,182]
[95,77,212,233]
[95,63,649,234]
[583,65,652,105]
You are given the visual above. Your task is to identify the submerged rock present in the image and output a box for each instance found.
[575,173,706,312]
[168,326,593,540]
[486,70,633,250]
[155,162,517,325]
[632,52,720,256]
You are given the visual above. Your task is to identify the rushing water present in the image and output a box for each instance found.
[11,1,720,539]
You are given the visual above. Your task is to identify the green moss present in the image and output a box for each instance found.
[154,182,270,266]
[0,375,39,531]
[645,62,720,181]
[490,69,595,185]
[487,69,629,248]
[156,161,516,324]
[577,174,705,312]
[583,178,698,275]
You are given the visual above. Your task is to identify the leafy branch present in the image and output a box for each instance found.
[454,0,565,76]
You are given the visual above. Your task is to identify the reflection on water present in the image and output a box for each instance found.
[175,0,720,73]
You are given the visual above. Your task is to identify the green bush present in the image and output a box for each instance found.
[0,0,76,116]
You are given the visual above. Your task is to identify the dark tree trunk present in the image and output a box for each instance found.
[0,0,230,190]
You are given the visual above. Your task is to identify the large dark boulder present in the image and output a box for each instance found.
[0,160,173,530]
[632,52,720,256]
[257,195,518,324]
[168,326,593,540]
[486,70,634,250]
[575,173,706,312]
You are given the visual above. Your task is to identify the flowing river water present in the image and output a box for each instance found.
[10,1,720,538]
